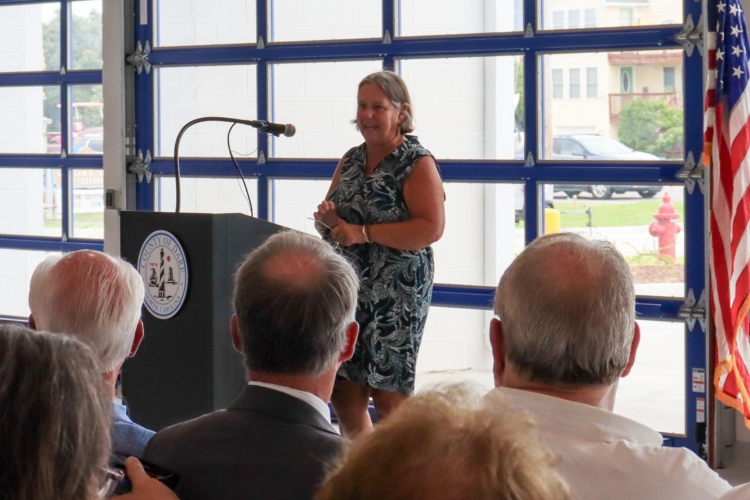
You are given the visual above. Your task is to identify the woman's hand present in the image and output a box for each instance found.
[313,201,342,230]
[331,221,366,247]
[113,457,180,500]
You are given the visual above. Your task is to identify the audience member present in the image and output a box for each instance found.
[315,381,570,500]
[0,323,110,500]
[145,230,359,500]
[28,250,154,458]
[490,232,731,499]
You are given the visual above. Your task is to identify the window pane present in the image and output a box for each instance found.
[434,183,525,286]
[615,319,685,435]
[156,176,259,215]
[552,10,564,29]
[414,313,686,435]
[569,68,580,98]
[271,179,331,235]
[544,184,685,298]
[568,10,579,29]
[71,169,103,239]
[156,65,258,158]
[397,0,521,36]
[552,69,563,99]
[0,249,60,317]
[586,67,598,98]
[540,0,680,30]
[664,67,676,92]
[70,0,102,70]
[272,0,380,42]
[584,8,596,28]
[70,85,103,154]
[0,3,59,72]
[399,56,523,160]
[154,0,257,47]
[270,60,382,159]
[540,51,684,160]
[0,86,60,154]
[0,168,61,238]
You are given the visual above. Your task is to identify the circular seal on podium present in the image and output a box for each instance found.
[138,230,189,319]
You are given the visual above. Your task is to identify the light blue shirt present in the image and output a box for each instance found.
[112,402,156,459]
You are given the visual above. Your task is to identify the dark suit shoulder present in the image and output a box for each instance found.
[144,387,343,500]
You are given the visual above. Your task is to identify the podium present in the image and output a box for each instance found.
[120,211,286,431]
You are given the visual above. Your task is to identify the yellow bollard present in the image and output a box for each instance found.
[545,208,561,234]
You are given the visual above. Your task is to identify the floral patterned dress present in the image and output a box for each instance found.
[328,136,440,394]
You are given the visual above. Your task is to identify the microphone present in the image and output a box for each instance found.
[255,120,296,137]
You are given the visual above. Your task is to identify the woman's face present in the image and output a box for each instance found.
[357,83,405,148]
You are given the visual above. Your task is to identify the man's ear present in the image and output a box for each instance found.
[28,314,37,330]
[129,321,144,358]
[338,321,359,363]
[489,318,506,387]
[620,321,641,378]
[230,314,243,355]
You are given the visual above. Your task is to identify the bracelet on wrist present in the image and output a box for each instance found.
[362,224,371,243]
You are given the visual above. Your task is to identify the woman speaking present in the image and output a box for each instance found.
[314,71,445,437]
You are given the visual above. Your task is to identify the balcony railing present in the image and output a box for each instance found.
[609,92,681,123]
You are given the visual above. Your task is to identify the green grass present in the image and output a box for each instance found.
[44,212,103,228]
[516,200,685,229]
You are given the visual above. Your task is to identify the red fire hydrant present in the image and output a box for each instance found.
[648,192,681,259]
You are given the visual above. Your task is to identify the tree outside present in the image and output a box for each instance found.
[617,98,683,159]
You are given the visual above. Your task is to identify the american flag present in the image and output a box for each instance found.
[705,0,750,427]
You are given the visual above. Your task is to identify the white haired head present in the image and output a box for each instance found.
[28,250,145,372]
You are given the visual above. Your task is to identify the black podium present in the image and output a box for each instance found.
[120,211,286,431]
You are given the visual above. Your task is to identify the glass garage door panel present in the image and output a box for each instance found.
[154,0,257,47]
[0,168,62,238]
[156,176,259,215]
[399,56,523,161]
[270,60,382,159]
[0,3,60,73]
[541,183,685,298]
[540,51,684,162]
[155,65,259,158]
[271,0,381,42]
[538,0,682,31]
[397,0,522,36]
[70,169,104,239]
[0,249,60,318]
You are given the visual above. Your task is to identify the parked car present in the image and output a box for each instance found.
[552,135,662,199]
[72,129,103,154]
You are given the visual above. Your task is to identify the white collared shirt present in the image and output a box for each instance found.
[247,381,332,425]
[494,387,731,500]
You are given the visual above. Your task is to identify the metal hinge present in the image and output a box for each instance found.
[679,288,708,332]
[127,41,151,74]
[675,14,704,57]
[128,149,152,183]
[525,152,535,167]
[676,152,705,194]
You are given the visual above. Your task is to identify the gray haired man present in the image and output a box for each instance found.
[28,249,154,458]
[490,232,731,500]
[145,231,359,500]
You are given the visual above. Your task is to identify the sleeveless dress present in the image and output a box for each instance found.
[328,136,440,394]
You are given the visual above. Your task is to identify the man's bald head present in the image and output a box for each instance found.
[233,231,359,375]
[28,250,145,372]
[494,233,635,386]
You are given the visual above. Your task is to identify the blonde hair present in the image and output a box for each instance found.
[356,71,414,134]
[316,382,570,500]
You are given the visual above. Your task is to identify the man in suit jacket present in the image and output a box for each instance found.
[145,231,359,500]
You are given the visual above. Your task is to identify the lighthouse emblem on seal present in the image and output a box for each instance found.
[138,230,189,319]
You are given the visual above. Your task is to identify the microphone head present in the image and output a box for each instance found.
[284,124,296,137]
